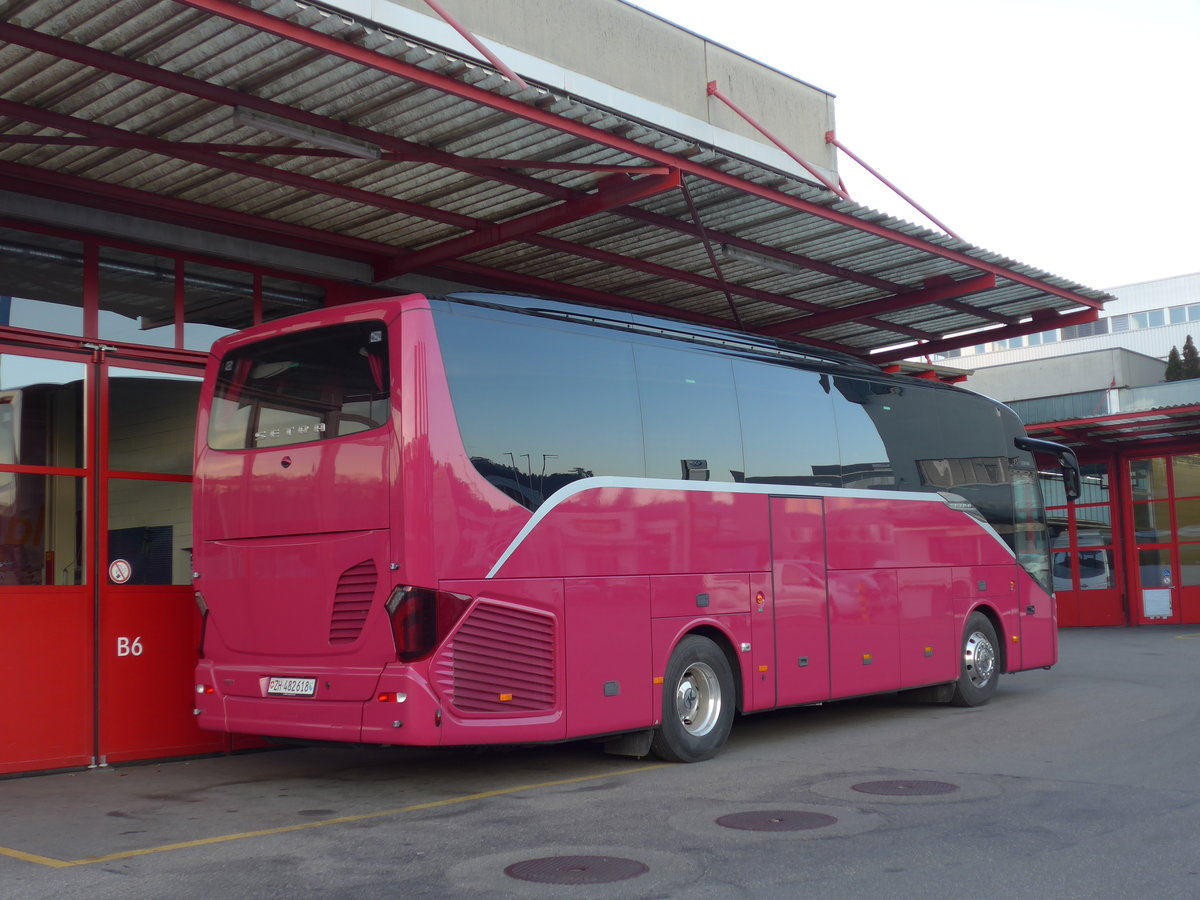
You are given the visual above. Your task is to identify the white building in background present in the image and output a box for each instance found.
[934,272,1200,370]
[939,272,1200,427]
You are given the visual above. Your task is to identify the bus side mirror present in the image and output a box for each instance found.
[1061,458,1082,501]
[1014,436,1081,502]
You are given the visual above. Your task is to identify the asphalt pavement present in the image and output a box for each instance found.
[3,625,1198,899]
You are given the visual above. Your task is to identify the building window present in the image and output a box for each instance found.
[1131,309,1166,330]
[1061,320,1110,341]
[1,220,332,353]
[0,228,85,336]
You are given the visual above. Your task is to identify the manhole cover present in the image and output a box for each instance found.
[851,780,959,796]
[716,810,838,832]
[504,855,648,885]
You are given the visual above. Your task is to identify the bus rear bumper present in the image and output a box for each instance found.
[192,662,445,746]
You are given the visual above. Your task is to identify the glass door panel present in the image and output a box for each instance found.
[98,363,223,763]
[0,349,92,773]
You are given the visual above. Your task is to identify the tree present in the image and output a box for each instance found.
[1183,335,1200,380]
[1166,345,1183,381]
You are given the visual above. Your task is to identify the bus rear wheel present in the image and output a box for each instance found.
[651,635,735,763]
[951,612,999,707]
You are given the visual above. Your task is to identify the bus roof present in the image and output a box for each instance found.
[441,291,885,377]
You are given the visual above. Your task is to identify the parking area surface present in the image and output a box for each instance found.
[3,626,1199,899]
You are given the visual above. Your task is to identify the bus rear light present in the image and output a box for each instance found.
[195,684,214,695]
[377,691,408,703]
[384,586,473,662]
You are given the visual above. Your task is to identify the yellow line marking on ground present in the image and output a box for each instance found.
[0,846,74,868]
[0,762,671,868]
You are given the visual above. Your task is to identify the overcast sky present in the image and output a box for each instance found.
[631,0,1198,292]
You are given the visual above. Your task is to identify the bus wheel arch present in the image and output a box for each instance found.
[951,608,1001,707]
[651,630,738,763]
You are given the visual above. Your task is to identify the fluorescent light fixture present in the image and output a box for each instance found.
[233,107,382,160]
[719,243,808,277]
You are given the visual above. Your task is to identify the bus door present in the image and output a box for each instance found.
[1013,468,1057,667]
[768,496,831,707]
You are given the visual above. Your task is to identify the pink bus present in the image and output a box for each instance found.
[192,292,1079,762]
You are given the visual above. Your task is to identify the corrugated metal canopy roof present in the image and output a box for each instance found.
[0,0,1112,365]
[1026,405,1200,450]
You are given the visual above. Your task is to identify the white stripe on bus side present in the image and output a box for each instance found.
[483,476,1014,579]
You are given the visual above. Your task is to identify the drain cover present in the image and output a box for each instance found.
[504,855,648,885]
[851,780,959,796]
[716,810,838,832]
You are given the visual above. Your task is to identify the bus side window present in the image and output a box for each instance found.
[830,377,896,489]
[438,312,645,509]
[733,361,840,487]
[634,346,743,483]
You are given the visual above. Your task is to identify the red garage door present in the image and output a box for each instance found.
[0,342,227,774]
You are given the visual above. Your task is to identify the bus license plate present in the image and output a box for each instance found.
[267,677,317,697]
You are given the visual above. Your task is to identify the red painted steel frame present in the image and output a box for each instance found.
[760,274,997,337]
[420,0,529,89]
[826,131,964,241]
[171,0,1105,311]
[0,18,1026,336]
[706,81,849,199]
[373,169,683,281]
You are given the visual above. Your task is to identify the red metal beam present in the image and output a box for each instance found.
[523,234,826,314]
[706,81,848,199]
[0,135,669,173]
[1073,419,1200,439]
[760,274,996,337]
[937,298,1019,326]
[1027,404,1200,431]
[427,259,743,330]
[171,0,1107,311]
[867,307,1101,364]
[420,0,528,90]
[0,161,393,263]
[0,99,492,231]
[374,169,682,281]
[825,131,963,241]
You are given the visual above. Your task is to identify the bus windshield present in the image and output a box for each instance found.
[208,321,389,450]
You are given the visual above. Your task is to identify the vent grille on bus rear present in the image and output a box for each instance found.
[329,560,377,644]
[433,602,556,713]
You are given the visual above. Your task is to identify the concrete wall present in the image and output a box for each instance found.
[331,0,838,182]
[964,348,1166,403]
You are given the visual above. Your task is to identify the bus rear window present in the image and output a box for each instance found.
[208,322,389,450]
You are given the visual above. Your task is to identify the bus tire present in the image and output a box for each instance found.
[951,612,999,707]
[651,635,735,763]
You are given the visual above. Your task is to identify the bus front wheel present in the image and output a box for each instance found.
[651,635,735,763]
[951,612,999,707]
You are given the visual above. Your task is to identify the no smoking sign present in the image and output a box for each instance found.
[109,558,133,584]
